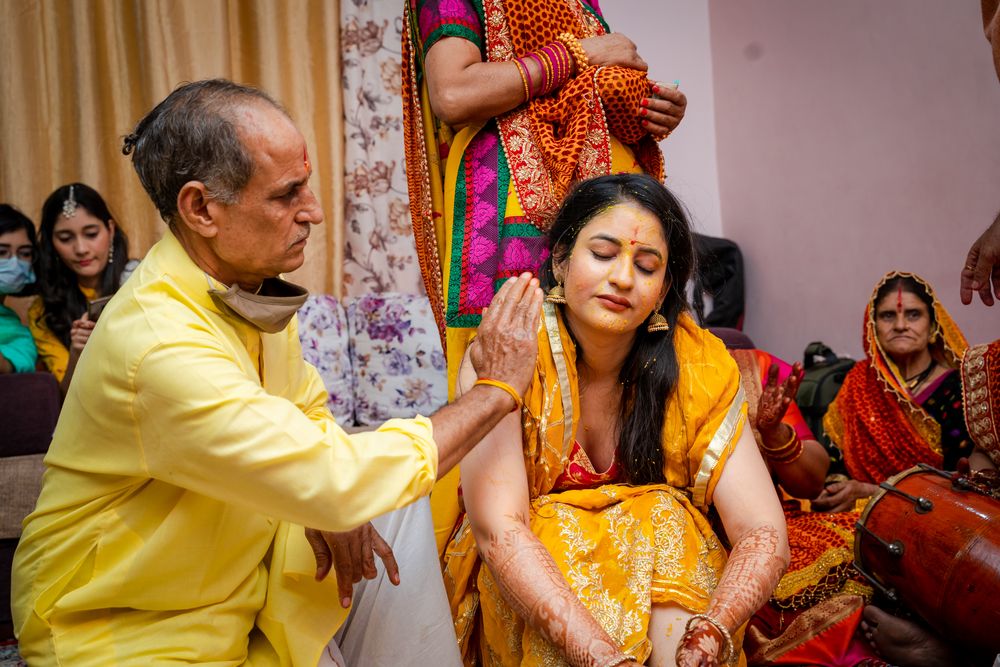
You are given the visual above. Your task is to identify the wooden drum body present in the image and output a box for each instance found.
[855,464,1000,654]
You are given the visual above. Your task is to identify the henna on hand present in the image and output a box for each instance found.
[756,362,804,435]
[703,525,787,635]
[484,515,627,667]
[676,623,723,667]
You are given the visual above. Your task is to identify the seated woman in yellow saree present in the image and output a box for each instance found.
[403,0,689,552]
[445,174,789,666]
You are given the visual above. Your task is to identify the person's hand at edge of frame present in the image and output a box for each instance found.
[960,212,1000,306]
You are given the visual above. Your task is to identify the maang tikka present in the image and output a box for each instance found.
[61,185,78,219]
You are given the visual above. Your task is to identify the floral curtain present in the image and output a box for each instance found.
[340,0,423,296]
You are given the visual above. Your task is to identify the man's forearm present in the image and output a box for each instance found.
[431,384,517,475]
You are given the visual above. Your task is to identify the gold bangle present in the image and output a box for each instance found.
[683,614,735,664]
[764,436,804,464]
[512,59,531,103]
[760,423,798,455]
[557,32,589,72]
[474,378,522,412]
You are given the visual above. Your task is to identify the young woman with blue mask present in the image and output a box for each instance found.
[0,204,39,374]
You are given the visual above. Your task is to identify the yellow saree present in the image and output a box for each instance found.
[443,303,749,665]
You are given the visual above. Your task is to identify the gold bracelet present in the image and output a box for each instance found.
[557,32,589,72]
[760,423,798,455]
[474,378,522,412]
[684,613,735,664]
[512,59,531,103]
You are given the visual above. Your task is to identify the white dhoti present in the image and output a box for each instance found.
[317,497,462,667]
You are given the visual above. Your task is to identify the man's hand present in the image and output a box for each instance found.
[469,272,542,398]
[304,523,399,608]
[960,212,1000,306]
[811,479,878,512]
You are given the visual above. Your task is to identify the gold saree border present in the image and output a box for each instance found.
[543,301,576,458]
[692,385,747,509]
[962,343,999,461]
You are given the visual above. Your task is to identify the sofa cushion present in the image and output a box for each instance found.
[297,295,355,424]
[0,372,59,457]
[347,294,447,426]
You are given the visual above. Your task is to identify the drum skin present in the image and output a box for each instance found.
[855,466,1000,654]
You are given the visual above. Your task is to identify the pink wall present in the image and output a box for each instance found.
[709,1,1000,361]
[601,2,724,237]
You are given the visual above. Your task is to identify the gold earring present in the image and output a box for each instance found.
[929,325,941,344]
[545,283,566,304]
[647,311,669,333]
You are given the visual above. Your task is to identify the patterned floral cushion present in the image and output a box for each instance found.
[297,295,355,424]
[347,293,447,426]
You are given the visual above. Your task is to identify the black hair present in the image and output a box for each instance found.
[873,274,936,325]
[37,183,130,348]
[540,173,696,485]
[0,204,37,243]
[123,78,285,223]
[0,204,39,296]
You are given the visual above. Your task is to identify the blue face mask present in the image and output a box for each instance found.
[0,257,36,295]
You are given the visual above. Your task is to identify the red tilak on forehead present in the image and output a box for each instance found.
[897,285,903,312]
[303,147,310,171]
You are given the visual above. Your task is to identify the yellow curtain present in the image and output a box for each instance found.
[0,0,345,296]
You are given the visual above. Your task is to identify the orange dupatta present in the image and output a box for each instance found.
[823,271,968,483]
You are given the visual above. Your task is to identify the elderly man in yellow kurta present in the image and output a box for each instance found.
[11,79,543,666]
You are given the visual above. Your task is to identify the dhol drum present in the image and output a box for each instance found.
[855,464,1000,654]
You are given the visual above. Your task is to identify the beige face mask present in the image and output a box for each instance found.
[207,275,309,334]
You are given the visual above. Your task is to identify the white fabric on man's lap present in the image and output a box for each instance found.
[318,497,462,666]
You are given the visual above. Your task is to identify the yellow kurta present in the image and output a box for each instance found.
[12,229,439,666]
[27,284,97,382]
[443,304,748,665]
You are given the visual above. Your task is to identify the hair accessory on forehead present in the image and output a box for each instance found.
[61,185,78,219]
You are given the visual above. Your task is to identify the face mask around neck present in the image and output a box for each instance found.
[0,257,36,295]
[207,275,309,334]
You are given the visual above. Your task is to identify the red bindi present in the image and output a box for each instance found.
[303,148,310,171]
[896,285,903,312]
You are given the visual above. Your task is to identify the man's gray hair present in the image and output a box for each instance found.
[122,79,286,223]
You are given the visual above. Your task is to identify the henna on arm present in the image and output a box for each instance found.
[677,424,790,665]
[703,524,786,632]
[481,515,633,667]
[675,525,786,667]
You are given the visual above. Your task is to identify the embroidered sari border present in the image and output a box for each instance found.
[543,301,575,458]
[963,342,999,457]
[692,385,747,509]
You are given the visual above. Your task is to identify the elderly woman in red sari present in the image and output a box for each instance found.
[402,0,688,549]
[445,174,788,666]
[815,271,974,513]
